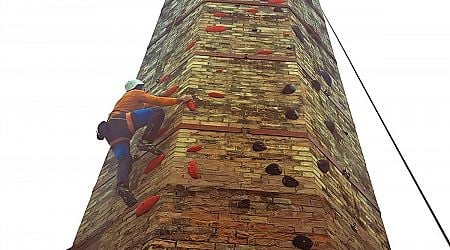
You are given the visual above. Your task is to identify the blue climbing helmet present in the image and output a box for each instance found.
[125,79,144,91]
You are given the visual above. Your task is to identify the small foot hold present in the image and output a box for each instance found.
[137,140,163,155]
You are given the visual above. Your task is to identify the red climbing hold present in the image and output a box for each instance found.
[135,195,160,217]
[216,68,224,73]
[158,74,170,84]
[208,92,225,98]
[186,40,197,51]
[188,160,200,179]
[257,49,273,55]
[187,100,197,111]
[247,8,259,13]
[144,154,165,174]
[187,144,203,153]
[206,25,226,32]
[269,0,285,4]
[213,12,226,18]
[163,85,179,97]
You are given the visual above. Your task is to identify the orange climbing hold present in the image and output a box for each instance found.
[187,100,197,111]
[208,92,225,98]
[158,74,170,83]
[186,40,197,51]
[188,160,200,179]
[163,85,179,97]
[257,49,273,55]
[269,0,285,4]
[144,154,165,174]
[247,8,259,13]
[213,12,226,18]
[206,25,226,32]
[187,144,203,153]
[135,195,160,217]
[216,68,224,73]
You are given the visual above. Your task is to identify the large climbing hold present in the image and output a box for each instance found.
[163,85,179,97]
[252,141,267,152]
[311,80,321,91]
[285,108,299,120]
[265,163,282,175]
[206,25,227,32]
[324,119,336,133]
[188,160,200,179]
[292,235,313,249]
[144,154,165,174]
[317,159,330,173]
[282,84,296,94]
[135,195,160,217]
[187,144,203,153]
[282,175,299,188]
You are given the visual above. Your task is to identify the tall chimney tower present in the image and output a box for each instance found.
[71,0,389,249]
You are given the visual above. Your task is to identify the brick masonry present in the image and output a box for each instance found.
[71,0,390,249]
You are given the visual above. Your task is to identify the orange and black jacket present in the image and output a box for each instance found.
[101,90,178,146]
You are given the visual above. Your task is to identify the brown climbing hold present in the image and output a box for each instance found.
[216,68,224,73]
[269,0,285,4]
[282,176,299,188]
[206,25,227,32]
[311,80,321,91]
[282,84,296,94]
[247,8,258,13]
[292,235,313,249]
[213,12,226,18]
[265,163,282,175]
[285,108,299,120]
[163,85,179,97]
[257,49,272,55]
[188,160,200,179]
[158,74,170,84]
[252,141,267,152]
[324,120,336,133]
[144,154,165,174]
[317,159,330,173]
[187,100,197,111]
[187,144,203,153]
[237,199,251,209]
[186,40,197,51]
[135,195,160,217]
[208,92,225,98]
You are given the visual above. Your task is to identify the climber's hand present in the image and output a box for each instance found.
[177,95,193,103]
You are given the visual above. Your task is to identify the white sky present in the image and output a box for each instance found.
[0,0,449,249]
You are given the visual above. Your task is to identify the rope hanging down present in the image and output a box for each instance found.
[322,11,450,247]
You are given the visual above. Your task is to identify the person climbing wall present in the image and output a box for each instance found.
[96,79,192,207]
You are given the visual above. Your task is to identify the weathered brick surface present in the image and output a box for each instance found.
[72,0,389,249]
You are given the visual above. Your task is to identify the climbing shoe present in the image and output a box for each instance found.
[137,140,163,155]
[116,185,138,207]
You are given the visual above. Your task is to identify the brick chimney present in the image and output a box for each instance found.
[71,0,389,249]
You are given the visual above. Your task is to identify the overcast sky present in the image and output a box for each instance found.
[0,0,449,249]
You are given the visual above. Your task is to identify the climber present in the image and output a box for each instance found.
[96,79,192,207]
